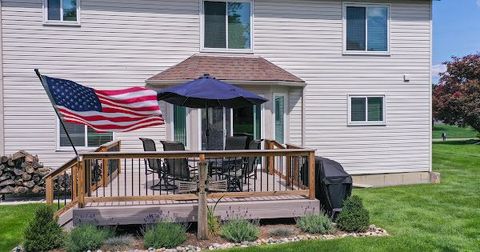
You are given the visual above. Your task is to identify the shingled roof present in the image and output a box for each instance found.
[146,55,304,85]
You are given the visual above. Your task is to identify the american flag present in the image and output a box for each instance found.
[42,75,164,132]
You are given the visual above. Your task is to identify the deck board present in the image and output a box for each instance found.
[89,169,302,200]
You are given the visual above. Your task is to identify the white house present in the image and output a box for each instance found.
[0,0,433,186]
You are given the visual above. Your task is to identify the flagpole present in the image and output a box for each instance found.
[34,69,79,157]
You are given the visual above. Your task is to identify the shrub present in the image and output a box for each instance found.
[296,213,334,234]
[207,196,223,237]
[268,227,296,237]
[220,219,260,243]
[143,222,187,249]
[23,205,64,252]
[65,224,113,252]
[337,195,370,232]
[103,235,135,251]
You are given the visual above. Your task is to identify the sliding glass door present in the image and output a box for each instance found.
[200,105,261,150]
[232,105,261,140]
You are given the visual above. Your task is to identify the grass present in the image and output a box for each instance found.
[226,141,480,251]
[432,123,478,139]
[1,141,478,251]
[0,204,42,251]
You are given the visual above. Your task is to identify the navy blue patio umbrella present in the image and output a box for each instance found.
[156,74,268,148]
[156,74,267,108]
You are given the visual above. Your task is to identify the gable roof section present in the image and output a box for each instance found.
[146,55,305,86]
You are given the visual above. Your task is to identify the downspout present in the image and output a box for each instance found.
[301,86,305,147]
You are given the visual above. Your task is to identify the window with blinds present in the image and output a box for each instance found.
[345,4,389,53]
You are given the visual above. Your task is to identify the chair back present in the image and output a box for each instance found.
[139,138,162,171]
[245,139,262,175]
[160,141,190,180]
[225,136,248,150]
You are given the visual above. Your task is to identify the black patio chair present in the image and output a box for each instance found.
[139,138,175,190]
[160,141,197,184]
[222,139,262,192]
[225,135,248,150]
[244,139,262,182]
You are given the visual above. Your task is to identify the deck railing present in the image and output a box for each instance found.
[46,140,316,212]
[44,140,121,216]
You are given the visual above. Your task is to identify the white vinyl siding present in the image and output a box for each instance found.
[1,0,431,175]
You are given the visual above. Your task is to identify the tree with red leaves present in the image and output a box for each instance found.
[433,54,480,134]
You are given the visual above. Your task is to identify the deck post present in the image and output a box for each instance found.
[78,158,86,208]
[197,154,208,240]
[71,164,78,200]
[308,151,316,200]
[45,177,53,205]
[101,147,109,187]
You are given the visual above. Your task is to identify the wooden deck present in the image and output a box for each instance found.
[74,195,319,226]
[90,169,302,199]
[47,140,319,229]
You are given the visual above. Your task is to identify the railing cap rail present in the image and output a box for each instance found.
[81,148,316,160]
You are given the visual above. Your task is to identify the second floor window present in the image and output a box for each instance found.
[203,0,252,51]
[45,0,79,23]
[345,4,389,53]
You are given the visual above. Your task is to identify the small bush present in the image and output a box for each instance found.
[207,196,223,237]
[337,195,370,232]
[268,227,296,237]
[221,219,260,243]
[103,235,135,251]
[296,213,334,234]
[143,222,187,249]
[23,205,64,252]
[65,224,113,252]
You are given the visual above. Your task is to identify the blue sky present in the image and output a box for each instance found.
[432,0,480,82]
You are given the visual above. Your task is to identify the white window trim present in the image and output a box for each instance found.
[169,105,191,149]
[43,0,81,26]
[347,95,386,126]
[342,2,390,56]
[200,0,254,53]
[273,93,287,144]
[56,119,114,151]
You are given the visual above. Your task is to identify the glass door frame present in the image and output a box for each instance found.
[168,104,191,149]
[197,105,264,150]
[273,93,287,144]
[229,104,264,140]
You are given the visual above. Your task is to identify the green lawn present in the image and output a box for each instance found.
[433,123,478,139]
[228,141,480,252]
[0,204,41,251]
[1,142,479,251]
